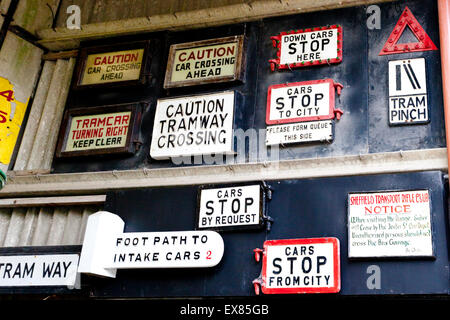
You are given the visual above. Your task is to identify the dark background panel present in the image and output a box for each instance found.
[90,171,449,297]
[256,6,369,159]
[51,22,262,173]
[51,32,166,173]
[50,0,446,174]
[368,0,446,153]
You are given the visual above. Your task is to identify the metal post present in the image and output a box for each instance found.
[438,0,450,184]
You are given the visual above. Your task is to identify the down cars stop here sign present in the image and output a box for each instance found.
[261,237,340,294]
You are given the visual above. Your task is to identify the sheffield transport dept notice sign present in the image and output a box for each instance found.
[348,190,433,258]
[259,238,340,294]
[269,25,342,71]
[150,91,235,159]
[197,184,263,231]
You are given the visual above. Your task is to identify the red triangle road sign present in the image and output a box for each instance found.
[379,6,438,55]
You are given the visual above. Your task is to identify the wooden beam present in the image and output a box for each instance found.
[42,49,78,60]
[36,0,396,51]
[0,195,106,207]
[0,148,446,197]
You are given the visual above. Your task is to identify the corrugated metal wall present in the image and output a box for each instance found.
[13,58,75,171]
[0,205,99,247]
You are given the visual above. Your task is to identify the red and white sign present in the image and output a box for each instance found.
[269,25,343,71]
[379,6,437,55]
[348,190,433,258]
[266,79,343,125]
[258,237,340,294]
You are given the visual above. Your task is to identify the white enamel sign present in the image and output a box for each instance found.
[0,254,79,287]
[150,91,235,159]
[261,238,340,294]
[197,185,262,230]
[78,212,224,278]
[276,26,342,68]
[388,58,428,125]
[265,120,333,145]
[348,190,433,258]
[267,82,331,124]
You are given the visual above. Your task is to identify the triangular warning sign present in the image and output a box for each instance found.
[379,6,438,55]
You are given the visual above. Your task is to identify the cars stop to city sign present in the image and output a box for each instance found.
[256,237,340,294]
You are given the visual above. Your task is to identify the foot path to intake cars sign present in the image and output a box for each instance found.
[78,211,224,278]
[254,238,340,294]
[348,190,433,258]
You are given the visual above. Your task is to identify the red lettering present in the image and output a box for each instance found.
[121,114,130,125]
[0,90,13,102]
[187,52,195,61]
[89,117,97,128]
[226,45,235,56]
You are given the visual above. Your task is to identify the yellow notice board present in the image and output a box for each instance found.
[0,77,29,165]
[80,48,144,85]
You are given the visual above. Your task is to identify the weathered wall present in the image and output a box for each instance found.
[0,204,98,246]
[37,0,395,50]
[11,0,60,36]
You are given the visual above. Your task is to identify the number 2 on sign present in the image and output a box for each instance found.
[206,251,212,259]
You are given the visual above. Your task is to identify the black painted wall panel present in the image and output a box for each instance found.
[90,171,449,297]
[368,0,446,153]
[51,0,445,174]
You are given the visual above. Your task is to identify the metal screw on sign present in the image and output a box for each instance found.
[252,278,262,295]
[253,248,263,262]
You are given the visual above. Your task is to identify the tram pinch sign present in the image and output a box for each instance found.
[269,25,342,71]
[78,211,224,278]
[265,79,343,146]
[388,58,429,125]
[253,238,340,294]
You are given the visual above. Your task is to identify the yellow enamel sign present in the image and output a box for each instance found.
[0,77,29,165]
